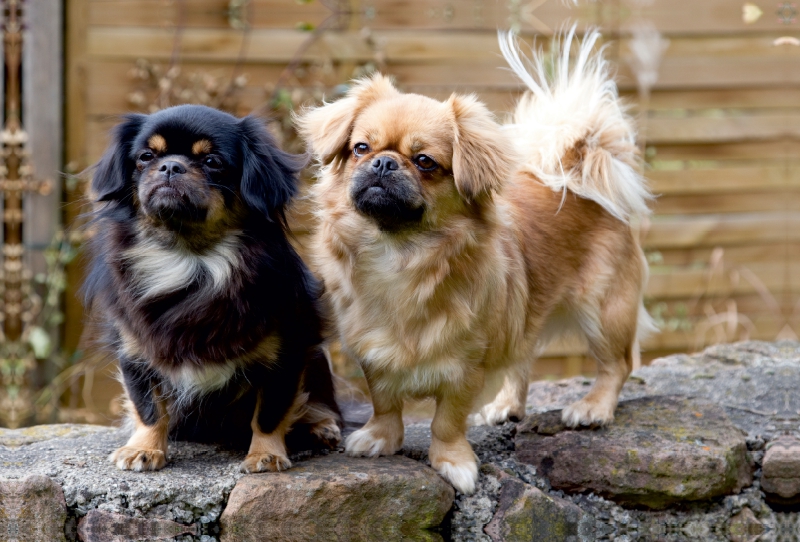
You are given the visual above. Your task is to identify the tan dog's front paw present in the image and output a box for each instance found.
[429,437,479,494]
[109,446,167,471]
[239,452,292,473]
[472,399,525,426]
[562,398,616,427]
[434,459,479,494]
[344,427,400,457]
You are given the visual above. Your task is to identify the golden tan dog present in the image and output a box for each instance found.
[297,29,654,493]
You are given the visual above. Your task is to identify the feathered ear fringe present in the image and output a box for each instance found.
[91,114,147,202]
[499,26,653,223]
[238,115,307,226]
[447,94,516,202]
[295,73,399,165]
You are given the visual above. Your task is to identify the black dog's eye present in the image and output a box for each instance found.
[203,155,223,169]
[414,154,438,172]
[139,151,154,162]
[353,143,370,157]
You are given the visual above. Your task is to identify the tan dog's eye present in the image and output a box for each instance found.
[353,143,370,157]
[413,154,438,172]
[139,151,154,162]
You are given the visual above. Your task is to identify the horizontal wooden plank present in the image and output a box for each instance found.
[86,0,573,31]
[646,112,800,144]
[653,191,800,215]
[87,0,791,34]
[611,0,791,36]
[644,213,800,250]
[89,0,333,30]
[649,165,797,195]
[647,261,799,299]
[629,88,800,111]
[651,141,800,162]
[85,29,800,89]
[655,243,799,268]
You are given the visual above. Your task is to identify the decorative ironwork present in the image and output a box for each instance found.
[1,0,52,342]
[0,0,53,427]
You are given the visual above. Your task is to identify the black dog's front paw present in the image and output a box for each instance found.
[109,446,167,471]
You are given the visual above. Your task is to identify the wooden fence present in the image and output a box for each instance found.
[63,0,798,409]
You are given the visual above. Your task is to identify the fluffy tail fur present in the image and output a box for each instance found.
[499,28,652,223]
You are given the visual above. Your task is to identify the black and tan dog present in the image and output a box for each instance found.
[83,105,342,473]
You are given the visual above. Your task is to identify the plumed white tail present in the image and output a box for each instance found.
[499,28,652,223]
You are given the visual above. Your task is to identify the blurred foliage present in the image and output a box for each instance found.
[0,230,82,427]
[127,59,248,114]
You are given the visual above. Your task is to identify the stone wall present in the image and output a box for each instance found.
[2,341,799,541]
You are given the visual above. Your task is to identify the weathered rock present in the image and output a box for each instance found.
[726,507,764,542]
[0,424,245,531]
[219,453,454,542]
[761,435,800,503]
[0,341,797,541]
[516,396,752,509]
[77,509,198,541]
[483,465,590,542]
[0,475,67,542]
[525,340,800,441]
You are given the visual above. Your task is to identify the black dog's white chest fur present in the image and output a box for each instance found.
[122,231,241,301]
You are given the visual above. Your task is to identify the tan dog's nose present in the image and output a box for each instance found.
[371,156,398,177]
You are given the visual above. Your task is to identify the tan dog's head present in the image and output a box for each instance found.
[298,74,516,231]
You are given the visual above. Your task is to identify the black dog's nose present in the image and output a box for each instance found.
[159,161,186,178]
[371,156,398,177]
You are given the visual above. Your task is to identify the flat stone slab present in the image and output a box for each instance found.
[525,341,800,441]
[220,454,453,542]
[516,396,752,509]
[0,425,245,534]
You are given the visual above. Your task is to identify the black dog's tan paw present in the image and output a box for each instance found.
[109,446,167,471]
[239,452,292,473]
[311,419,342,449]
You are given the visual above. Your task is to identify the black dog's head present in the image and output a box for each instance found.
[92,105,304,236]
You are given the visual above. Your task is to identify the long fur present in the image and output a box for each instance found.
[84,105,342,469]
[298,29,656,495]
[499,27,653,222]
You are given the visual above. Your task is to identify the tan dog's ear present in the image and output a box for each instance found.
[448,94,515,202]
[296,74,399,164]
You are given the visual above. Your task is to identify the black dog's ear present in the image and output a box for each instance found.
[92,114,146,202]
[238,115,307,222]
